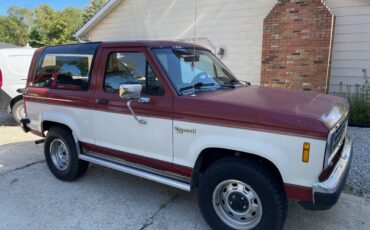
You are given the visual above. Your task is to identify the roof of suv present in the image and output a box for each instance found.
[99,40,206,49]
[41,40,207,50]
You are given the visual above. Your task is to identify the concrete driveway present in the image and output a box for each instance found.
[0,125,369,230]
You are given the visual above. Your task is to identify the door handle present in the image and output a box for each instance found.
[96,98,108,105]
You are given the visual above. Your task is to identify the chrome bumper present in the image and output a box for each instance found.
[312,138,352,206]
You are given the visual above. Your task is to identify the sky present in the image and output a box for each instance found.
[0,0,91,15]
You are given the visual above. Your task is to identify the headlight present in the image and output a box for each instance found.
[321,105,347,128]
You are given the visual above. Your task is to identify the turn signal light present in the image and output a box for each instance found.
[302,142,310,163]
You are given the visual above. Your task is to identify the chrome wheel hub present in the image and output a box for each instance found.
[212,180,262,230]
[50,139,70,171]
[16,105,26,120]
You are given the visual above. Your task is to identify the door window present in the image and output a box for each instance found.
[104,52,164,96]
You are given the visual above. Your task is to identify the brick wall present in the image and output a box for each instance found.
[261,0,335,92]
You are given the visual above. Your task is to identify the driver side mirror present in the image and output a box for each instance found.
[119,84,148,125]
[119,84,142,99]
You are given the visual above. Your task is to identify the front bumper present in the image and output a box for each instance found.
[301,138,352,210]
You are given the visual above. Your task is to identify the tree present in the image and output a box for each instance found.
[28,5,83,47]
[82,0,107,24]
[60,7,83,40]
[28,5,57,46]
[0,1,104,47]
[0,7,32,46]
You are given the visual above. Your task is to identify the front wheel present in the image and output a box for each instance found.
[11,100,25,124]
[198,157,287,230]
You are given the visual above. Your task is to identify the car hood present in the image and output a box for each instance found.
[173,86,349,138]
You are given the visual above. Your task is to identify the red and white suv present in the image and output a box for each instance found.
[21,41,352,230]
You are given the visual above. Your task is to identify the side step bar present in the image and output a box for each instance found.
[79,154,191,192]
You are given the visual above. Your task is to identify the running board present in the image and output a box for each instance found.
[79,154,191,192]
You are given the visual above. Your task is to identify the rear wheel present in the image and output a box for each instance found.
[198,157,287,230]
[11,100,25,124]
[44,126,89,181]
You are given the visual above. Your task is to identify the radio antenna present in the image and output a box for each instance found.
[191,0,198,96]
[193,0,197,46]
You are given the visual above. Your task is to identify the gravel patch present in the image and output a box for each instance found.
[345,127,370,200]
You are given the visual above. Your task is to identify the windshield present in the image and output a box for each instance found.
[152,48,238,95]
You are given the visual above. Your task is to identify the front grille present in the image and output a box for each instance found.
[328,117,347,156]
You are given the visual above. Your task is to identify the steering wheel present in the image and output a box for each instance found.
[191,72,211,85]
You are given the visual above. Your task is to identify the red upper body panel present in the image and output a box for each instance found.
[173,86,348,139]
[25,41,349,140]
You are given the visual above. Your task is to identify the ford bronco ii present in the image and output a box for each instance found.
[21,41,352,230]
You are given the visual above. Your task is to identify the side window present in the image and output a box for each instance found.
[104,52,164,96]
[33,54,93,91]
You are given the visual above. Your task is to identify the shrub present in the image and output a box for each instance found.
[334,69,370,123]
[348,92,370,122]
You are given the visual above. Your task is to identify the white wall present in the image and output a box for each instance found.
[325,0,370,92]
[85,0,276,85]
[84,0,370,90]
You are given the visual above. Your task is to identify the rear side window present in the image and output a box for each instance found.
[32,43,99,91]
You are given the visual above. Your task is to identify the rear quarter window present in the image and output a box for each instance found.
[32,43,99,91]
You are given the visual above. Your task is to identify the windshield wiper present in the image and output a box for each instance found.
[179,82,215,92]
[219,79,244,89]
[218,79,251,89]
[229,79,251,86]
[219,84,235,89]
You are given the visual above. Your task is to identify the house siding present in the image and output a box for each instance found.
[83,0,370,90]
[325,0,370,92]
[85,0,276,85]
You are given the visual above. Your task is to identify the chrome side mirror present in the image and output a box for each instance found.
[119,84,142,99]
[119,84,147,124]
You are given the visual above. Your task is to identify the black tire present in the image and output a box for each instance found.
[11,100,24,124]
[44,126,89,181]
[198,157,287,230]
